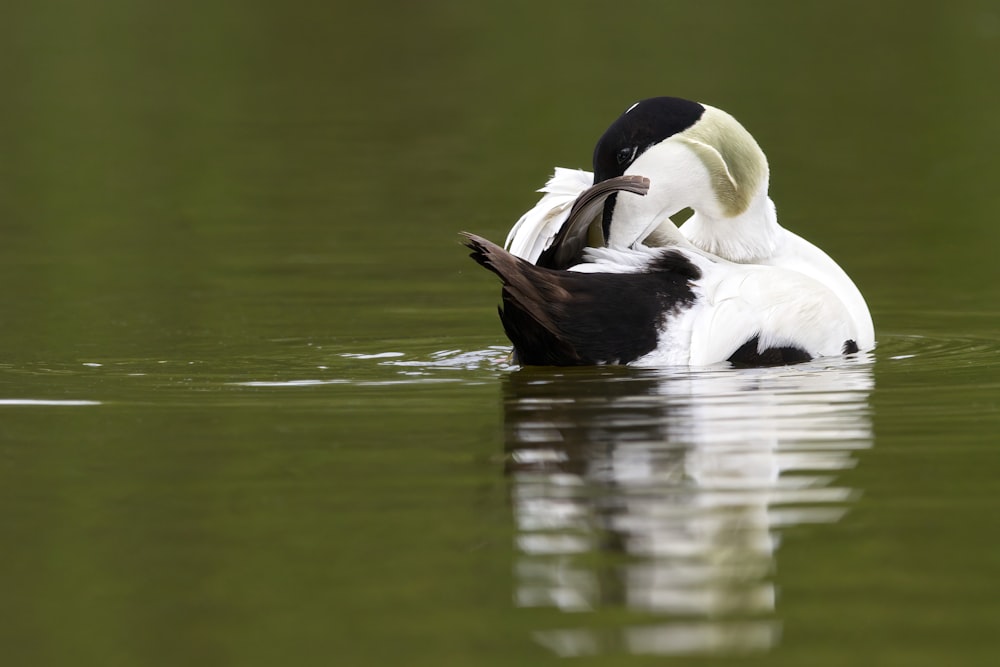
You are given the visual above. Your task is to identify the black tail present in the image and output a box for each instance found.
[462,233,695,366]
[464,233,588,365]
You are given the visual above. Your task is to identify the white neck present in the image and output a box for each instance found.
[605,139,780,259]
[606,141,709,250]
[680,193,782,263]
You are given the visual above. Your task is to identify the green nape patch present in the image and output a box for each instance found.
[679,105,769,217]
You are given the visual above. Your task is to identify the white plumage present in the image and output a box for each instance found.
[575,245,857,366]
[504,168,593,262]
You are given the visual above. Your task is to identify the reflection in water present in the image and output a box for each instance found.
[504,358,874,657]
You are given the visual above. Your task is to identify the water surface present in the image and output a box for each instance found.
[1,1,999,665]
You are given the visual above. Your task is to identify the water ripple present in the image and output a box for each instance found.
[880,332,1000,366]
[0,399,101,406]
[376,346,515,371]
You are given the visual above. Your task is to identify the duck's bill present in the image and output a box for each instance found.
[537,175,650,270]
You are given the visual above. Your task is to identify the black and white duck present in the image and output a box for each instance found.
[464,97,874,367]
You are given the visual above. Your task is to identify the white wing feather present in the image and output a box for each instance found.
[686,262,856,365]
[610,250,860,367]
[505,168,593,263]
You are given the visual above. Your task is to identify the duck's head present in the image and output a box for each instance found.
[593,97,773,258]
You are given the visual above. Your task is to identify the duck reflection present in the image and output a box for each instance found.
[503,358,874,657]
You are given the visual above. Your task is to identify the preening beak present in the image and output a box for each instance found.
[536,175,650,270]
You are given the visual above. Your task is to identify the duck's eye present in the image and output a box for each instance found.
[616,146,637,166]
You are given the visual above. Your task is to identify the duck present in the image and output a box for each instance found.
[505,97,874,351]
[463,96,874,367]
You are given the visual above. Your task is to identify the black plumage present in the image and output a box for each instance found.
[463,233,700,366]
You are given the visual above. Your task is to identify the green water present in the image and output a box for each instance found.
[1,1,999,665]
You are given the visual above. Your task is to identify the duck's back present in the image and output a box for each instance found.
[466,234,863,367]
[639,254,861,366]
